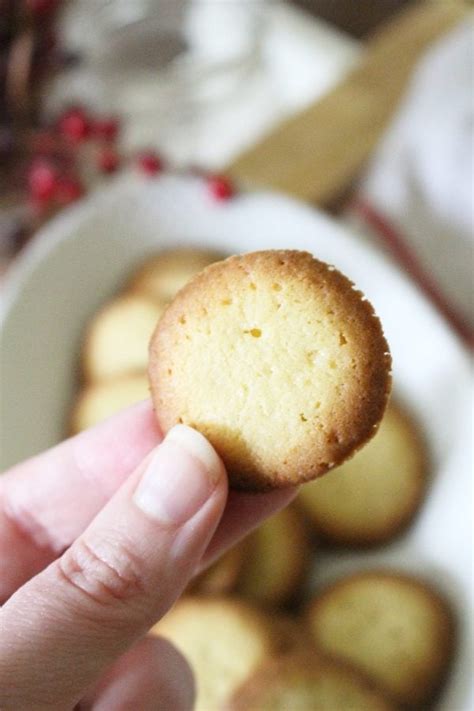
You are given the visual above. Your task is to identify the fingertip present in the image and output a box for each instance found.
[132,424,227,526]
[166,424,226,488]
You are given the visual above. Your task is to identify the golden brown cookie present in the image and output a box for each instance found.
[151,597,276,711]
[297,403,427,546]
[70,374,149,434]
[226,653,395,711]
[306,571,455,707]
[83,293,165,382]
[190,544,245,596]
[128,247,225,303]
[149,250,391,491]
[237,506,311,608]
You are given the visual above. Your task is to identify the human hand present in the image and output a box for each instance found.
[0,401,295,710]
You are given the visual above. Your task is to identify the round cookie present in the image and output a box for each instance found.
[297,403,427,546]
[70,374,149,434]
[128,247,225,303]
[190,544,245,596]
[83,293,165,382]
[226,654,395,711]
[237,505,311,608]
[151,597,275,711]
[149,250,391,491]
[306,571,455,707]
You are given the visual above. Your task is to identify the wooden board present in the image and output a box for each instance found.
[227,1,469,205]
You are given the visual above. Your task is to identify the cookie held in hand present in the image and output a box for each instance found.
[149,250,391,491]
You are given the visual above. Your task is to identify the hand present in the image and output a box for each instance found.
[0,401,295,710]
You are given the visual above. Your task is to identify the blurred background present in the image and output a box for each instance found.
[1,0,472,345]
[0,2,473,710]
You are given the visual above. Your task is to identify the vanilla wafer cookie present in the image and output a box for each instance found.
[297,403,427,546]
[128,247,224,303]
[306,571,455,707]
[151,597,275,711]
[149,250,391,490]
[70,374,149,434]
[84,293,165,382]
[226,653,394,711]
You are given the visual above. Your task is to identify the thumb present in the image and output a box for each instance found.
[0,425,227,711]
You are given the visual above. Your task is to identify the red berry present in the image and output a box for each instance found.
[58,108,90,142]
[93,117,120,142]
[97,148,120,174]
[207,175,235,201]
[55,177,84,205]
[137,151,163,176]
[27,159,57,201]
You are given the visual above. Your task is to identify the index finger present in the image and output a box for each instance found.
[0,400,161,599]
[0,401,296,602]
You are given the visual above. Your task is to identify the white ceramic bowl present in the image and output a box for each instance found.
[0,175,472,708]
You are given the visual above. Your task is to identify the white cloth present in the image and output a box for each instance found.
[354,19,474,334]
[46,0,361,168]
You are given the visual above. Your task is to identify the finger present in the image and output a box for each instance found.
[0,425,227,711]
[198,486,298,572]
[83,636,194,711]
[1,397,297,600]
[0,400,160,599]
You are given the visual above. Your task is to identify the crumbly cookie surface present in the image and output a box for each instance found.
[149,250,391,490]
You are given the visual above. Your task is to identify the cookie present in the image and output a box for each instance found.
[151,597,275,711]
[190,544,245,596]
[83,293,165,382]
[237,505,311,607]
[306,571,455,707]
[149,250,391,491]
[128,247,225,303]
[69,374,149,434]
[297,403,427,546]
[226,653,394,711]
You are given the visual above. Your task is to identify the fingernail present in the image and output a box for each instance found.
[133,424,223,524]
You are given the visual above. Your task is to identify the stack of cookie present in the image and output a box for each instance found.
[150,408,452,711]
[69,248,455,710]
[70,248,224,434]
[151,551,454,710]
